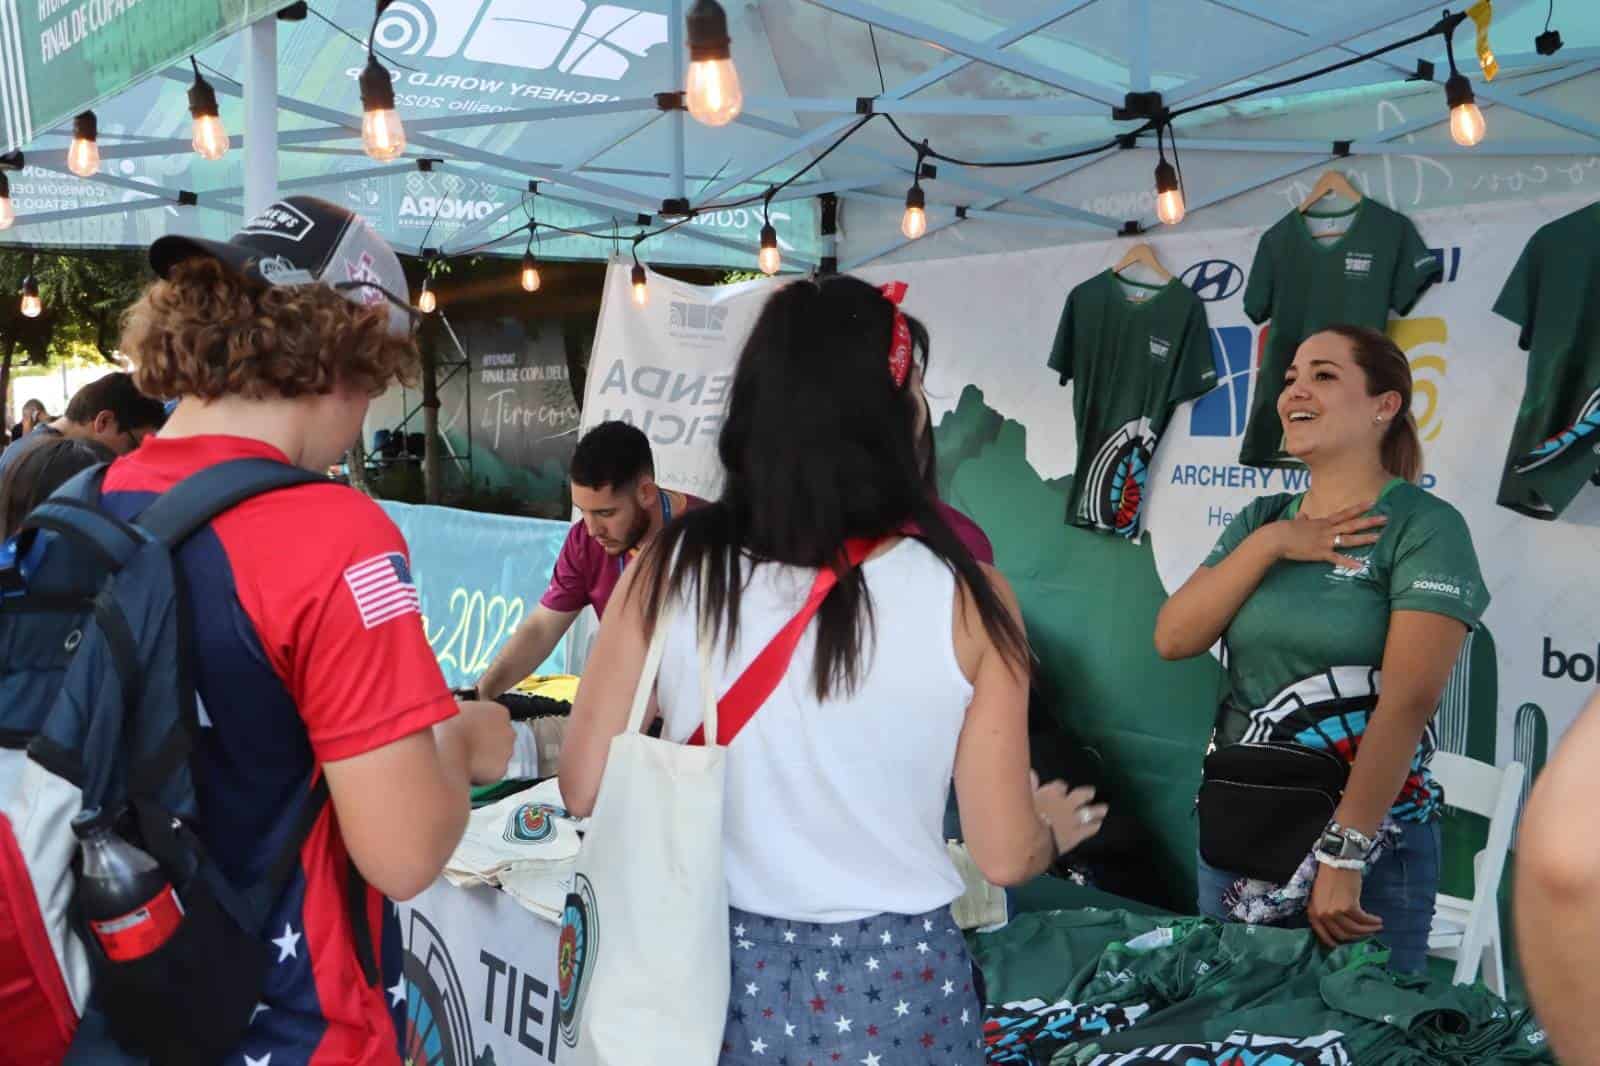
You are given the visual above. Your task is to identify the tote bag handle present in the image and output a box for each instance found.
[622,565,719,747]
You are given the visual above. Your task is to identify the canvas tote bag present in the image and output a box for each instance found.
[556,585,727,1066]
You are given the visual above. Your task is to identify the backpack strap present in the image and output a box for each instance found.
[17,465,141,573]
[133,458,327,547]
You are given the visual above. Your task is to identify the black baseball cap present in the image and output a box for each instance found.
[150,195,416,338]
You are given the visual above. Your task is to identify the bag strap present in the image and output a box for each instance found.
[622,556,718,743]
[134,458,327,547]
[686,537,880,748]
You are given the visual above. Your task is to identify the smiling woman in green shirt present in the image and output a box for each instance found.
[1154,324,1488,973]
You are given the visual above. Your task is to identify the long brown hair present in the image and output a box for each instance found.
[1317,324,1423,483]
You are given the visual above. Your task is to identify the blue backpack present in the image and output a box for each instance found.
[0,458,374,1066]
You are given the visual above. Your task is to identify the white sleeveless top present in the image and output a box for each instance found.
[656,539,973,922]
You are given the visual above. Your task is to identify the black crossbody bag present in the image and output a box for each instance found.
[1197,721,1349,885]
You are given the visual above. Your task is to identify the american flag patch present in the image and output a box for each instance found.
[343,553,421,629]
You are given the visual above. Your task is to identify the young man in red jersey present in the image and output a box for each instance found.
[107,196,513,1065]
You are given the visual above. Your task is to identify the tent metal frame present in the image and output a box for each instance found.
[5,0,1597,268]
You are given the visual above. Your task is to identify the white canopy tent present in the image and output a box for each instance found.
[0,0,1593,273]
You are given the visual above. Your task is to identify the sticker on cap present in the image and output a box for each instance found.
[240,201,316,242]
[343,252,389,307]
[256,255,315,286]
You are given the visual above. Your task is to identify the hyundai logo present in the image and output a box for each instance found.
[1181,259,1245,302]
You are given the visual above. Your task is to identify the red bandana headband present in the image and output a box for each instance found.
[879,281,912,389]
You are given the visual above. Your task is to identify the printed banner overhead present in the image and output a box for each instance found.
[0,0,823,267]
[0,0,296,153]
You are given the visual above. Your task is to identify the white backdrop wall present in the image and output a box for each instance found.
[582,194,1598,875]
[853,194,1599,763]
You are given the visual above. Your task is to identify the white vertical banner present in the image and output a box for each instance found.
[581,261,782,500]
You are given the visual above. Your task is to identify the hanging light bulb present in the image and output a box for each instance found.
[360,55,406,161]
[631,263,649,307]
[521,250,542,293]
[758,222,780,275]
[67,112,99,178]
[417,277,436,314]
[901,183,927,240]
[684,0,742,127]
[0,171,15,231]
[19,274,41,318]
[188,61,228,161]
[1154,158,1185,226]
[1445,72,1486,147]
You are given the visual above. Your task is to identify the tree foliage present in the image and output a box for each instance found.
[0,248,152,365]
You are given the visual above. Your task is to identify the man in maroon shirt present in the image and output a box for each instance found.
[476,421,701,699]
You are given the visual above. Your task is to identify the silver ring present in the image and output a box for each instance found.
[1333,533,1342,548]
[1077,809,1097,826]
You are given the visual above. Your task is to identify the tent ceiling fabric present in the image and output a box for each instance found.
[1,0,1596,269]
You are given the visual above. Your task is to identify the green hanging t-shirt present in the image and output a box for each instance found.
[1203,480,1489,822]
[1241,200,1442,468]
[1048,270,1216,539]
[1491,202,1600,519]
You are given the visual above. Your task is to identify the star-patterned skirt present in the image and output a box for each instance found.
[720,904,983,1066]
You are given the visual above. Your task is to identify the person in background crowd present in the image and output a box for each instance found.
[1515,689,1600,1064]
[0,436,111,540]
[1155,325,1487,973]
[6,397,48,451]
[105,195,513,1065]
[471,420,703,701]
[561,275,1106,1066]
[0,372,165,480]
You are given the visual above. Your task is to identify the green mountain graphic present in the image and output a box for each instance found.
[934,385,1223,897]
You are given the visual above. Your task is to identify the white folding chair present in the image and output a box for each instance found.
[1426,751,1525,995]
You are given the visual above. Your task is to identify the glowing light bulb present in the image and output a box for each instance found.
[631,264,648,307]
[191,114,228,161]
[0,173,14,231]
[758,222,780,275]
[189,70,228,160]
[417,281,436,314]
[521,252,541,293]
[1154,159,1185,225]
[686,58,742,127]
[901,184,927,240]
[685,0,742,127]
[1445,74,1486,147]
[68,112,99,177]
[360,57,406,161]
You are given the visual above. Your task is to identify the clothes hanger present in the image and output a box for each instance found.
[1299,169,1363,213]
[1299,170,1364,237]
[1112,241,1173,282]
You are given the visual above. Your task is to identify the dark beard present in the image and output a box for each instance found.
[621,504,653,553]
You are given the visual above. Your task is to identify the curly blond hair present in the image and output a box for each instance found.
[121,257,419,401]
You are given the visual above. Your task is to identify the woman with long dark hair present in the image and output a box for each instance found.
[561,275,1104,1064]
[1156,325,1488,972]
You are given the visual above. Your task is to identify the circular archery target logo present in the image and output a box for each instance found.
[503,803,566,844]
[374,1,440,56]
[1082,418,1154,539]
[558,874,599,1048]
